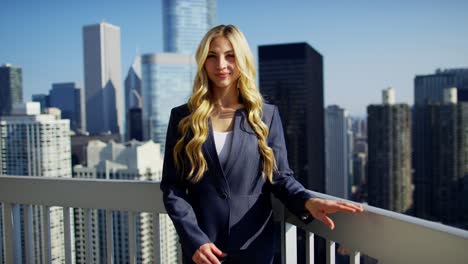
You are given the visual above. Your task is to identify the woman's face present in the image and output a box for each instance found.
[204,36,240,91]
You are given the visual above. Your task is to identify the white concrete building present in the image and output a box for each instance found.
[0,102,74,263]
[73,140,180,263]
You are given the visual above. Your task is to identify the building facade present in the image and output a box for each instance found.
[162,0,216,54]
[414,68,468,220]
[83,22,123,135]
[414,88,468,228]
[0,102,73,264]
[259,42,325,192]
[325,105,352,199]
[50,82,85,133]
[367,88,413,213]
[141,53,196,152]
[125,56,143,141]
[73,140,180,263]
[0,64,23,116]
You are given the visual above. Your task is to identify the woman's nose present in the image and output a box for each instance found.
[216,56,227,69]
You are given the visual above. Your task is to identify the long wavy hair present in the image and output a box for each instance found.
[173,24,277,183]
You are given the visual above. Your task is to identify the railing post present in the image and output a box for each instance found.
[351,251,360,264]
[106,209,114,264]
[63,207,72,264]
[128,211,136,264]
[152,213,161,264]
[41,206,51,264]
[24,205,32,264]
[283,222,297,264]
[306,231,314,264]
[326,240,335,264]
[0,204,2,264]
[84,208,93,264]
[2,203,14,264]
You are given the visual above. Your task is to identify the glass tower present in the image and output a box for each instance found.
[141,53,196,152]
[0,64,23,116]
[163,0,217,54]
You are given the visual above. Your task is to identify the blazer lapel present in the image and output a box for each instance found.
[223,109,250,178]
[202,108,252,183]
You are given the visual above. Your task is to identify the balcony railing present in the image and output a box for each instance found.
[1,175,468,264]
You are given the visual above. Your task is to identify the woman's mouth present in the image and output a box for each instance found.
[216,72,229,78]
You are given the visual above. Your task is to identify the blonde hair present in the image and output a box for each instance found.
[173,25,277,183]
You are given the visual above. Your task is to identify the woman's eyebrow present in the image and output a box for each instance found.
[207,50,234,54]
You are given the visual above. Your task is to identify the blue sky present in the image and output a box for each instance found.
[1,0,467,116]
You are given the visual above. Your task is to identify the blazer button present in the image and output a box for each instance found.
[220,193,228,200]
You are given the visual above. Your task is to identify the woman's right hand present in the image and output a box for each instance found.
[192,243,227,264]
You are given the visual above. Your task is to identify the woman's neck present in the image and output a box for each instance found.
[211,85,242,109]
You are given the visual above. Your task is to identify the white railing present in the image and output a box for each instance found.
[1,175,468,264]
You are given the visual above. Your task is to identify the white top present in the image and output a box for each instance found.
[213,130,234,166]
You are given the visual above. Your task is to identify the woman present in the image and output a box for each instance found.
[160,24,363,264]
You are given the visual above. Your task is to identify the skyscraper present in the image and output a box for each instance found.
[325,105,352,199]
[50,82,85,133]
[259,42,325,264]
[414,68,468,220]
[73,140,180,263]
[259,42,325,192]
[162,0,217,54]
[0,102,74,263]
[415,88,468,228]
[415,68,468,104]
[31,93,50,112]
[141,53,196,151]
[367,88,412,213]
[125,55,143,141]
[83,22,123,135]
[0,64,23,116]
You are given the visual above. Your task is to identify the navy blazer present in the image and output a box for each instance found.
[160,103,315,263]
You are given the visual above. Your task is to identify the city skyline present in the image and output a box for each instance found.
[1,0,468,116]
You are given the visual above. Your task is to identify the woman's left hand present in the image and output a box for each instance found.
[305,198,364,230]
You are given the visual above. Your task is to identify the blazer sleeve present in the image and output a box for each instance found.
[160,108,211,258]
[267,105,316,223]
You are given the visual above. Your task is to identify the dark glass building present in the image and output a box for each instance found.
[259,42,325,264]
[0,64,23,116]
[124,56,143,142]
[50,82,85,133]
[413,68,468,221]
[32,94,50,112]
[259,42,325,192]
[128,107,143,141]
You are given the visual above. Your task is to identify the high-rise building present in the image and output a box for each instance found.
[128,108,143,141]
[415,68,468,104]
[352,152,367,200]
[162,0,217,54]
[0,102,74,263]
[259,42,325,192]
[73,140,180,263]
[141,53,196,151]
[414,88,468,228]
[325,105,352,199]
[367,88,412,213]
[259,42,325,264]
[32,93,50,112]
[414,68,468,220]
[0,64,23,116]
[125,55,143,141]
[50,82,85,133]
[83,22,123,135]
